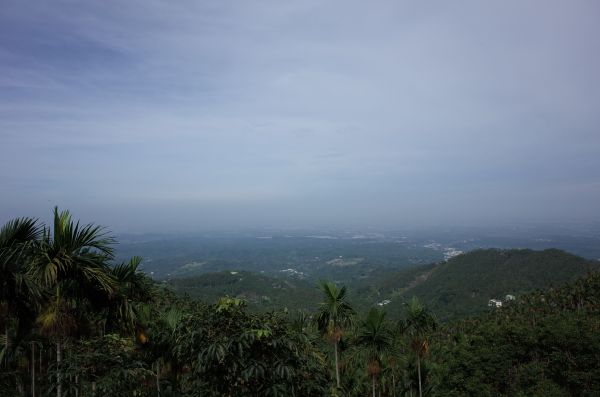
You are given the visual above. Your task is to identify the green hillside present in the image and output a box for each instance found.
[380,248,598,320]
[432,270,600,396]
[167,249,598,321]
[166,271,321,311]
[348,262,439,313]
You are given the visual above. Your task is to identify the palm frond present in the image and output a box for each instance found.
[0,217,42,248]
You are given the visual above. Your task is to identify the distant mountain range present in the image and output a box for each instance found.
[167,248,598,321]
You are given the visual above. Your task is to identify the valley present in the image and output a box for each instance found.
[119,228,600,321]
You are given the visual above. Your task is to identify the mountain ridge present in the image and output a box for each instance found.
[380,248,598,319]
[167,248,599,321]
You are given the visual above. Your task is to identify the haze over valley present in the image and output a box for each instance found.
[114,223,600,280]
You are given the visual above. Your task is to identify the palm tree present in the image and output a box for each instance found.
[29,207,117,397]
[0,217,43,365]
[0,217,44,397]
[354,308,393,397]
[315,281,355,389]
[106,256,155,334]
[400,297,436,397]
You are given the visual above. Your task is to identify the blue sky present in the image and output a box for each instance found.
[1,1,599,232]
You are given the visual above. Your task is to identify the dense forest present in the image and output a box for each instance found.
[2,209,599,396]
[355,248,598,320]
[167,270,322,312]
[167,248,597,320]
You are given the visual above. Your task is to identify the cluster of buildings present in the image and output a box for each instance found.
[377,299,392,307]
[488,294,516,308]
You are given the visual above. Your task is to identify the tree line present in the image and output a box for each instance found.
[2,208,599,396]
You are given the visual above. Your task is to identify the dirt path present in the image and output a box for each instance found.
[404,266,437,292]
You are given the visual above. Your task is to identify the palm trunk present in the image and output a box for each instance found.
[417,355,422,397]
[4,324,8,366]
[156,360,161,397]
[31,343,36,397]
[372,374,376,397]
[39,345,43,394]
[334,341,340,388]
[16,378,24,396]
[92,381,96,397]
[56,341,62,397]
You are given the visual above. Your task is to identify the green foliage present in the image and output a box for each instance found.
[2,209,600,397]
[432,271,600,397]
[0,217,43,360]
[379,249,598,320]
[316,281,355,333]
[180,302,328,396]
[168,270,321,311]
[59,334,153,397]
[350,308,394,396]
[167,249,597,323]
[315,281,356,389]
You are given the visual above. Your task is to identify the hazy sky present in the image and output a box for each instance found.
[1,1,599,232]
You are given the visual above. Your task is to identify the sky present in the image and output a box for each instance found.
[1,0,599,232]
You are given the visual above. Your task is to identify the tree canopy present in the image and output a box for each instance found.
[1,208,599,396]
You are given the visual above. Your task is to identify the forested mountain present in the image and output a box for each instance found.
[431,270,600,396]
[167,270,321,311]
[168,249,598,321]
[354,248,598,320]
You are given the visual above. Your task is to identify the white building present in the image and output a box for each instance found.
[488,299,503,308]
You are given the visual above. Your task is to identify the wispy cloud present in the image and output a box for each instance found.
[1,0,599,231]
